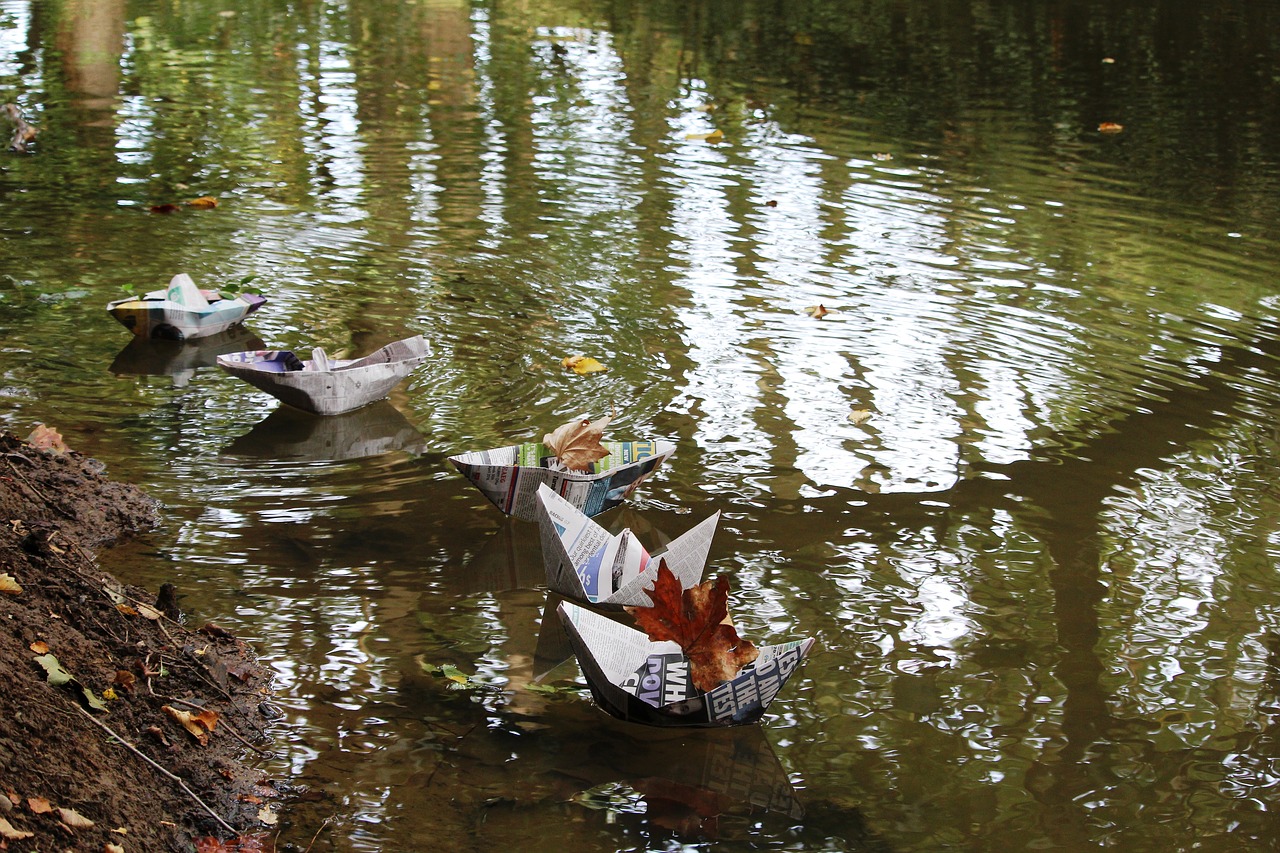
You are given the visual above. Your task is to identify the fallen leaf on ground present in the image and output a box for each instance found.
[135,603,162,620]
[28,641,47,654]
[113,670,136,692]
[26,797,51,814]
[0,816,33,840]
[625,561,759,693]
[257,806,278,826]
[57,807,93,830]
[0,573,20,595]
[26,424,67,454]
[562,354,607,375]
[106,843,125,853]
[544,414,612,472]
[34,653,73,686]
[163,705,219,745]
[1099,122,1124,133]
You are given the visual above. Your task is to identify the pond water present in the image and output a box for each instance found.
[3,0,1280,849]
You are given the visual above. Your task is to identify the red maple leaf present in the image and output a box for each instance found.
[626,561,758,693]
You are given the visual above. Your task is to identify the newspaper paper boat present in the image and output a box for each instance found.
[106,273,266,341]
[216,335,428,416]
[557,600,815,728]
[449,437,675,523]
[534,483,718,608]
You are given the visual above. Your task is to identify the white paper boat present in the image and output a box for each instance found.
[449,438,675,522]
[557,600,814,728]
[106,273,266,341]
[534,483,718,607]
[216,335,428,415]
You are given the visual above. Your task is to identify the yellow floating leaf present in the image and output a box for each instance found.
[685,128,724,143]
[1098,122,1124,133]
[561,355,607,375]
[848,409,872,425]
[0,573,20,595]
[805,305,830,319]
[185,196,218,208]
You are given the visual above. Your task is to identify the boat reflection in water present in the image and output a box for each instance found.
[222,400,426,462]
[109,326,266,387]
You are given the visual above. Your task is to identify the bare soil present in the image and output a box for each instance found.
[0,431,281,852]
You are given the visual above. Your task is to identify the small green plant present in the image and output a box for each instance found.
[219,274,264,298]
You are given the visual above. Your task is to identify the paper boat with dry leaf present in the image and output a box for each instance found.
[216,335,428,416]
[448,415,675,522]
[106,273,266,341]
[557,599,814,728]
[534,483,718,607]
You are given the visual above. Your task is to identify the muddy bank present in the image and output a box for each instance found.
[0,430,280,851]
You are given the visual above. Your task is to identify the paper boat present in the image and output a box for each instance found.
[534,484,718,608]
[449,438,675,522]
[216,335,429,416]
[557,600,815,728]
[106,273,266,341]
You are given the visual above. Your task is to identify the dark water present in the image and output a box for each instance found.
[3,0,1280,849]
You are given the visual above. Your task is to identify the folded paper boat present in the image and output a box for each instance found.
[449,438,674,523]
[534,483,718,607]
[557,600,815,727]
[216,335,429,416]
[106,273,266,341]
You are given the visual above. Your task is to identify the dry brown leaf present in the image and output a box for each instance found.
[57,806,94,830]
[625,561,759,693]
[0,573,20,595]
[26,423,67,454]
[106,843,126,853]
[135,603,162,621]
[162,705,219,746]
[26,797,52,814]
[114,670,136,692]
[543,414,612,472]
[0,816,33,840]
[116,604,139,616]
[28,640,48,654]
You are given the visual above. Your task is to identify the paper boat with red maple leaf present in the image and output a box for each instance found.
[556,600,815,727]
[448,432,675,523]
[533,483,717,608]
[106,273,266,341]
[216,335,428,416]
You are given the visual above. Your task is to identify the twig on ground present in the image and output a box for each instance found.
[74,704,237,835]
